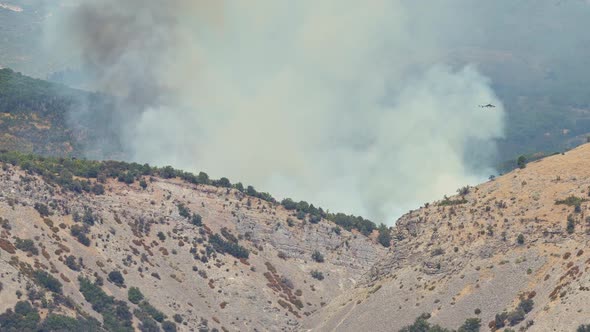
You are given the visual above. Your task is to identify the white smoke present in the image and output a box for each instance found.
[46,0,505,223]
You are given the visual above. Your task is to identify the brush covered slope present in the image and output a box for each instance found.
[307,144,590,332]
[0,155,386,331]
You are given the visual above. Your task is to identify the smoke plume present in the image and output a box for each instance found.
[46,1,507,223]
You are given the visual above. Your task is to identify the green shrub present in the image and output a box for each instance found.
[310,270,324,281]
[567,216,575,234]
[311,250,324,263]
[191,213,202,226]
[162,320,178,332]
[457,186,470,196]
[281,198,297,210]
[377,224,392,247]
[134,308,159,332]
[458,318,481,332]
[518,298,534,314]
[79,277,133,331]
[65,255,81,271]
[108,271,125,286]
[209,234,249,259]
[128,287,144,305]
[79,277,114,312]
[310,215,321,224]
[82,209,95,225]
[517,155,527,169]
[41,313,101,331]
[494,312,508,329]
[214,177,231,188]
[233,182,244,192]
[14,238,39,255]
[92,183,105,195]
[296,210,306,220]
[177,203,191,219]
[555,196,587,206]
[76,233,91,246]
[220,227,238,243]
[517,234,525,245]
[34,203,51,217]
[506,309,525,326]
[439,197,468,206]
[139,301,166,322]
[34,270,62,294]
[399,314,451,332]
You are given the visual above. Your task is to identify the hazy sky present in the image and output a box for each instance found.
[41,0,590,223]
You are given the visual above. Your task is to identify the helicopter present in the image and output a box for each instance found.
[479,103,496,108]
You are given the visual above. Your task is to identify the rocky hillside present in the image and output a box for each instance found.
[3,138,590,332]
[306,143,590,331]
[0,154,386,331]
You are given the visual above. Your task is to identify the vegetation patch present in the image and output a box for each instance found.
[0,300,102,331]
[555,196,587,206]
[209,233,249,259]
[310,270,324,281]
[0,149,378,239]
[128,287,144,304]
[439,196,468,206]
[400,313,481,332]
[34,270,63,294]
[311,250,324,263]
[79,277,133,332]
[14,238,38,255]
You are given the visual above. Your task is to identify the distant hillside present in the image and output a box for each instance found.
[0,68,122,158]
[0,0,56,75]
[307,143,590,331]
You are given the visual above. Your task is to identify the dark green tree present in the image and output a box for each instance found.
[377,223,392,247]
[108,271,125,286]
[458,318,481,332]
[517,155,527,169]
[128,287,144,304]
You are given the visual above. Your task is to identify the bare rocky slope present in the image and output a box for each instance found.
[306,143,590,332]
[0,157,386,331]
[4,144,590,332]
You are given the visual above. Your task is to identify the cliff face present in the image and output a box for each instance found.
[0,162,385,331]
[306,144,590,332]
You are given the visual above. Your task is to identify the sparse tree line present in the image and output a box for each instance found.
[399,313,481,332]
[0,150,384,243]
[280,197,392,246]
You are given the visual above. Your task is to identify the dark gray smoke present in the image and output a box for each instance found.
[44,1,514,223]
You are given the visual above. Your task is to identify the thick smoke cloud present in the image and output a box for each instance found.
[46,1,508,223]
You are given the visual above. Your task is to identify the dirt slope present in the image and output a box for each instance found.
[306,144,590,332]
